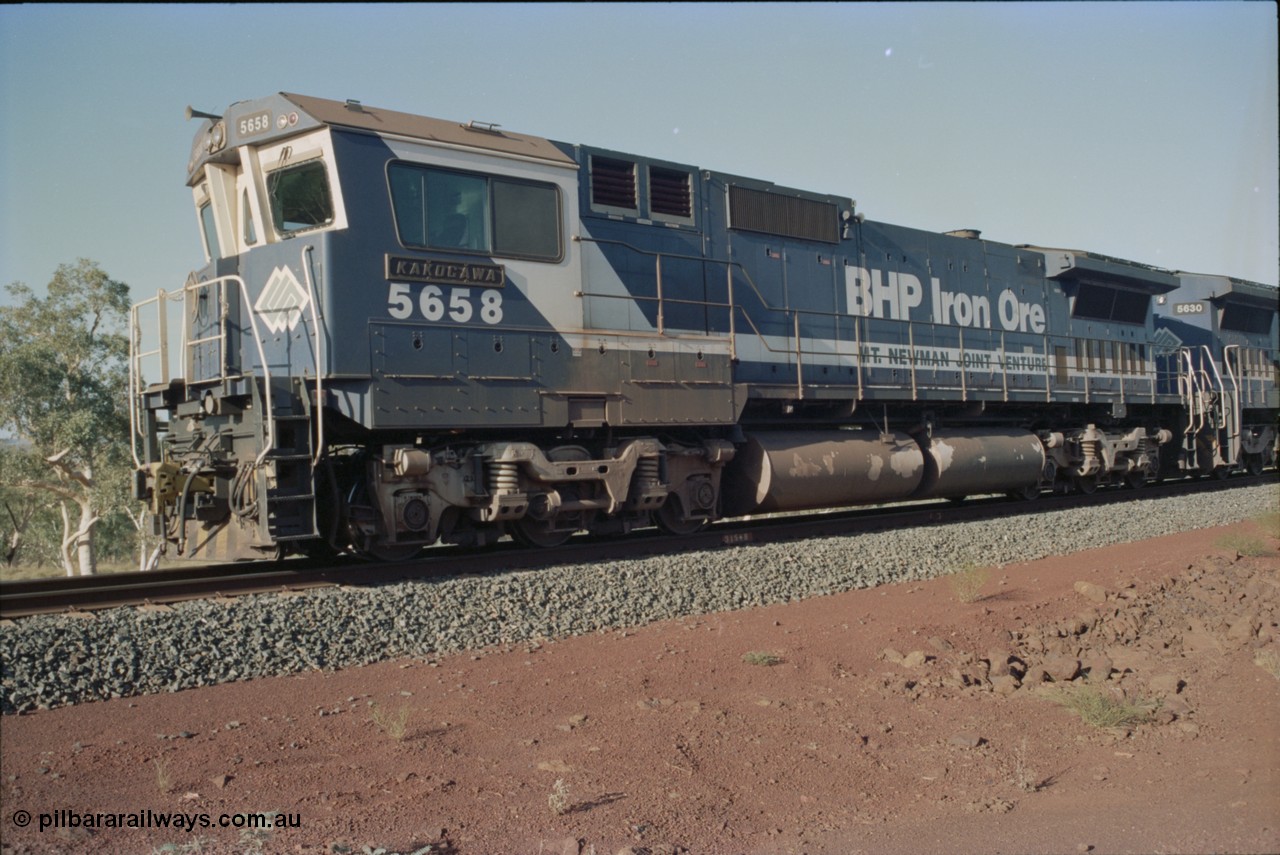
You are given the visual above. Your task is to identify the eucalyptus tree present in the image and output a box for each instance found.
[0,260,133,575]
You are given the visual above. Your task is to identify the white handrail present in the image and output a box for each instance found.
[301,245,325,465]
[1221,344,1241,443]
[128,289,179,469]
[131,274,277,464]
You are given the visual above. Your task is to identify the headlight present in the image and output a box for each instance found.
[206,121,227,153]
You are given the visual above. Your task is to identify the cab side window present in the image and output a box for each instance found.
[267,160,334,235]
[389,162,561,261]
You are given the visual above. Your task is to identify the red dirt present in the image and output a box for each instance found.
[2,518,1278,855]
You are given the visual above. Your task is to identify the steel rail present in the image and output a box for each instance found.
[1,473,1272,621]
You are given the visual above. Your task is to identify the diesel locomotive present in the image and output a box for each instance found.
[129,93,1279,561]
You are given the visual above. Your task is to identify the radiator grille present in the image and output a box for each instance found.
[649,166,692,218]
[729,185,839,244]
[590,156,637,210]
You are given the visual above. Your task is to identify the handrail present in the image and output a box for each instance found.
[202,275,279,465]
[182,278,228,384]
[301,245,325,465]
[1221,343,1241,443]
[1177,348,1201,436]
[129,274,278,467]
[793,313,804,399]
[128,288,179,469]
[1200,344,1225,394]
[1199,344,1227,430]
[575,233,1166,406]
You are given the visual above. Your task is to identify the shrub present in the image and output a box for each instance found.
[1046,685,1155,729]
[947,562,989,603]
[369,701,411,740]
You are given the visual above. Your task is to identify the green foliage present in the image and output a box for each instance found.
[0,260,137,574]
[0,259,131,450]
[742,651,782,666]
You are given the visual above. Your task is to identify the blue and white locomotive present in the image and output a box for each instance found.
[129,93,1279,560]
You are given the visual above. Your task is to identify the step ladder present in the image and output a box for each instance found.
[251,375,319,543]
[1177,345,1240,472]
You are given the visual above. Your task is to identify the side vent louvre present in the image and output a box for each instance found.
[649,167,692,218]
[1071,282,1150,325]
[729,185,838,244]
[590,156,637,210]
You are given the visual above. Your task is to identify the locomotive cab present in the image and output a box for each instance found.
[131,94,738,561]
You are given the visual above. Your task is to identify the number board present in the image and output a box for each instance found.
[237,111,273,138]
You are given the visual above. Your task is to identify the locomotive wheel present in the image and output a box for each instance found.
[655,496,708,535]
[356,541,423,562]
[509,446,594,548]
[1072,474,1099,495]
[510,515,575,548]
[1246,453,1265,476]
[1006,484,1040,502]
[1124,471,1146,490]
[299,537,339,560]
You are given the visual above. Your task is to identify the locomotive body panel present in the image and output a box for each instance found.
[1152,273,1279,412]
[128,93,1278,562]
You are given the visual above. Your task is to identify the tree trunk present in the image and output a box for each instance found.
[76,501,97,576]
[59,500,99,577]
[126,505,161,571]
[59,504,75,576]
[4,502,34,566]
[5,528,20,566]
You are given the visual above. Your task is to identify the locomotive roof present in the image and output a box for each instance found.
[281,93,576,167]
[187,93,577,182]
[1028,246,1180,293]
[1172,273,1279,309]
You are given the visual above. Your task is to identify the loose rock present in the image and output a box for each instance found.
[1,485,1273,714]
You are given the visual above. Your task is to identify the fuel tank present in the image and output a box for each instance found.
[910,428,1045,499]
[722,430,925,516]
[721,428,1046,516]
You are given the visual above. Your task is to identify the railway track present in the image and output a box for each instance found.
[1,473,1271,621]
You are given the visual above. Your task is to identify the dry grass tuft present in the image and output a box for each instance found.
[1254,648,1280,680]
[947,562,990,603]
[153,756,171,793]
[1045,685,1156,730]
[1251,510,1280,540]
[1215,532,1271,557]
[548,778,572,815]
[369,701,411,740]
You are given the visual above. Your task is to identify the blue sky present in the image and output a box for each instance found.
[1,2,1276,306]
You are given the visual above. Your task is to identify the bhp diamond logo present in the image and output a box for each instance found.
[255,266,311,334]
